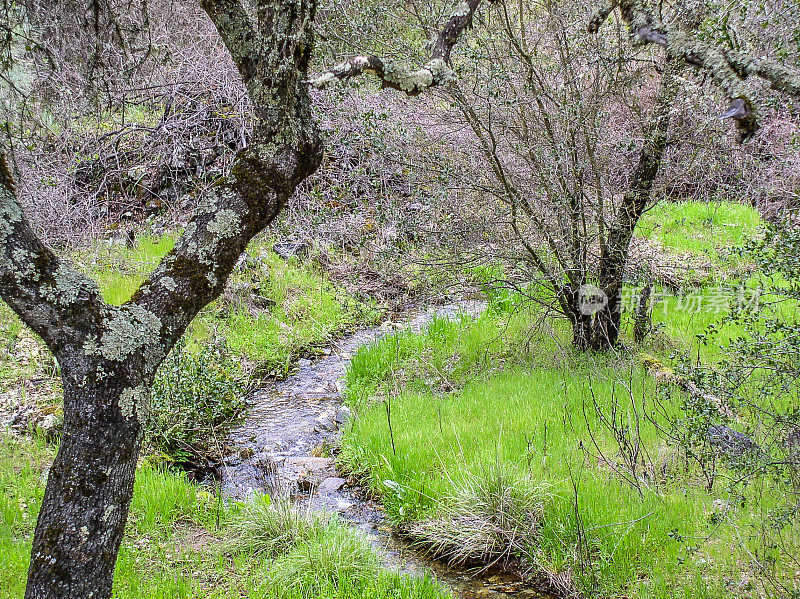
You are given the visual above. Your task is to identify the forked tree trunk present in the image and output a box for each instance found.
[0,1,322,597]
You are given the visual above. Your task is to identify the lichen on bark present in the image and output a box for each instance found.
[94,306,162,362]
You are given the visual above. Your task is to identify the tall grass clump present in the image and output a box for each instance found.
[406,467,547,567]
[222,496,328,558]
[264,526,379,594]
[129,463,215,534]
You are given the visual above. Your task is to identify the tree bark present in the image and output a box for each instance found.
[633,281,652,343]
[24,364,142,598]
[0,0,324,597]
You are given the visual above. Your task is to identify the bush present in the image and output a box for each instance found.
[147,337,248,463]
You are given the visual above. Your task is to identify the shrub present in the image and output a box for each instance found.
[147,337,248,463]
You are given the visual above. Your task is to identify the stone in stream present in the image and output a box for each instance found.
[318,477,347,493]
[285,457,335,474]
[297,475,323,493]
[316,410,337,431]
[335,406,352,425]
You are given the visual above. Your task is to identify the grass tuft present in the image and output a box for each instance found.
[264,525,379,595]
[407,466,546,567]
[222,496,328,558]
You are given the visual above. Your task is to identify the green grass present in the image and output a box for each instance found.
[340,309,799,598]
[89,235,176,305]
[0,230,379,411]
[81,232,380,376]
[637,200,763,262]
[0,434,448,599]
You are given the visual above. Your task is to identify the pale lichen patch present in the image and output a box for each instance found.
[160,276,177,292]
[39,263,101,308]
[207,208,243,239]
[95,306,162,362]
[451,0,471,18]
[119,384,149,421]
[11,247,38,281]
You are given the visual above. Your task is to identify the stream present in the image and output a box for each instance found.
[220,301,556,599]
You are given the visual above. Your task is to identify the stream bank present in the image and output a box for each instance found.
[220,301,557,599]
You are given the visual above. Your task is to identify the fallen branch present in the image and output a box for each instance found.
[640,354,737,420]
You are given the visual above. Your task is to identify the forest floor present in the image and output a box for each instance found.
[2,200,798,598]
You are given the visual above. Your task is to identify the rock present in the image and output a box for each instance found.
[233,254,249,272]
[37,413,60,437]
[316,410,337,431]
[273,241,310,261]
[334,406,352,425]
[251,294,276,310]
[298,358,312,368]
[285,457,335,473]
[712,499,732,514]
[707,425,760,457]
[318,477,347,493]
[297,475,323,493]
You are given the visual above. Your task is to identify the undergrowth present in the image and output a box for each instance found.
[0,434,448,599]
[340,297,798,598]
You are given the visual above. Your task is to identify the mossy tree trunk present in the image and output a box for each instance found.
[0,0,322,597]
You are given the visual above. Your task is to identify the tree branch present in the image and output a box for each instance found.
[199,0,261,85]
[129,0,322,351]
[308,0,488,94]
[0,153,112,354]
[588,0,800,139]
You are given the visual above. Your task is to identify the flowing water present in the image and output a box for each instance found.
[221,301,557,599]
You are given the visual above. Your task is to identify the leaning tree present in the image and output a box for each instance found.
[2,0,800,597]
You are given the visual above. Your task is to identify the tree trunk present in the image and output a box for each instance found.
[572,315,593,351]
[25,363,143,598]
[0,1,323,597]
[561,285,593,351]
[592,61,678,350]
[633,282,653,343]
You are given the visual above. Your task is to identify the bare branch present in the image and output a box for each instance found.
[308,0,487,94]
[588,0,800,139]
[129,0,322,350]
[309,55,455,95]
